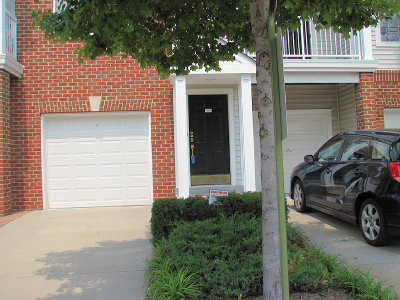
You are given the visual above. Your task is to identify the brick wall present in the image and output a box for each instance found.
[0,70,11,216]
[7,0,176,211]
[356,70,400,130]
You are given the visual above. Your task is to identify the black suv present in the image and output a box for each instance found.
[290,130,400,246]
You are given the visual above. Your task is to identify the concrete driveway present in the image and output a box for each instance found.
[0,206,152,300]
[288,199,400,296]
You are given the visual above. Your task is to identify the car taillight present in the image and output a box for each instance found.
[390,162,400,183]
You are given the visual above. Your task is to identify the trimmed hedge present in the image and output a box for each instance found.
[150,192,262,244]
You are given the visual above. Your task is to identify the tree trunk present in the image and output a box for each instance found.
[250,0,282,299]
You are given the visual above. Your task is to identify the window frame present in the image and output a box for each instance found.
[339,136,371,162]
[53,0,66,13]
[375,15,400,47]
[315,137,346,163]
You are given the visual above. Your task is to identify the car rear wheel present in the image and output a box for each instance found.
[292,180,308,213]
[359,198,390,246]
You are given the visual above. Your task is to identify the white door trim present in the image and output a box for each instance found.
[41,111,153,209]
[186,88,236,186]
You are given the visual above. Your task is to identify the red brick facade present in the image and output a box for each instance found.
[0,70,11,215]
[0,0,176,215]
[356,70,400,130]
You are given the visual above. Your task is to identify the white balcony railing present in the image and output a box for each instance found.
[1,0,17,60]
[246,20,364,60]
[4,8,17,59]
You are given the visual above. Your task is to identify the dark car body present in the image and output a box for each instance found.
[290,130,400,245]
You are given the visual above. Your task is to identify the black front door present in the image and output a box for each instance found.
[189,95,230,185]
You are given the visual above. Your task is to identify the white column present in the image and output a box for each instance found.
[240,75,256,191]
[361,26,374,60]
[173,76,190,198]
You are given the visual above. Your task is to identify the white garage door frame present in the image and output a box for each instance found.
[41,111,153,210]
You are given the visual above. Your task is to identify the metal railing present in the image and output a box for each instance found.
[4,8,17,59]
[246,20,362,60]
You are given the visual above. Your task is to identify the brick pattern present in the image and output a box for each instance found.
[4,0,176,212]
[0,70,11,216]
[356,70,400,130]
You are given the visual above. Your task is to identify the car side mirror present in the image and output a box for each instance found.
[304,155,315,163]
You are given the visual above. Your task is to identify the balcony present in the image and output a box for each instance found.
[246,20,373,61]
[0,0,23,77]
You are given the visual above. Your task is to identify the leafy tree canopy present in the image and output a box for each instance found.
[32,0,399,76]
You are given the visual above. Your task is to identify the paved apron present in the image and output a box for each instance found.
[289,200,400,296]
[0,206,152,300]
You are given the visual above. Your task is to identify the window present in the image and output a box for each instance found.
[340,137,370,161]
[316,138,345,162]
[384,109,400,129]
[371,140,390,161]
[53,0,66,12]
[377,15,400,45]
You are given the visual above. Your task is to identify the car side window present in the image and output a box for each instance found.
[340,137,370,161]
[371,140,390,161]
[316,138,345,162]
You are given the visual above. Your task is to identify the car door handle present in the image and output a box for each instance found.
[354,168,361,175]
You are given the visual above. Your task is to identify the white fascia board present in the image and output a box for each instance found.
[284,72,361,83]
[0,54,24,78]
[283,59,378,73]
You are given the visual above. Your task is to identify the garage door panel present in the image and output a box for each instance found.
[74,165,98,179]
[44,113,152,209]
[127,163,150,176]
[127,187,152,200]
[72,140,97,155]
[282,111,331,193]
[75,189,97,202]
[99,139,124,154]
[126,139,148,153]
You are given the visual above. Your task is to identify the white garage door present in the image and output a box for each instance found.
[282,110,332,193]
[44,113,152,209]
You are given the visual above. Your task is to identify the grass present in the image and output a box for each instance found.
[146,214,399,299]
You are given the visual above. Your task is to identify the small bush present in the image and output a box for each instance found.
[150,192,262,244]
[214,192,262,217]
[149,214,263,298]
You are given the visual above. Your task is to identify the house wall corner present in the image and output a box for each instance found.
[356,71,400,130]
[0,69,12,216]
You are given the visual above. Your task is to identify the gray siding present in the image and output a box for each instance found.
[371,26,400,69]
[337,84,357,132]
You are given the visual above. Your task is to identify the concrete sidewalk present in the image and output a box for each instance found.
[0,206,152,300]
[289,200,400,296]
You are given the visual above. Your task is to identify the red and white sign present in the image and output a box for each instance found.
[209,189,229,204]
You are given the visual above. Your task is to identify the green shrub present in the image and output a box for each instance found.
[214,192,262,217]
[150,192,262,244]
[148,214,263,298]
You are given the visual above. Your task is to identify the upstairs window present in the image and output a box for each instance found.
[377,15,400,45]
[53,0,66,13]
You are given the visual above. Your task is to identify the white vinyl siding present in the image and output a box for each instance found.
[371,26,400,69]
[337,84,357,132]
